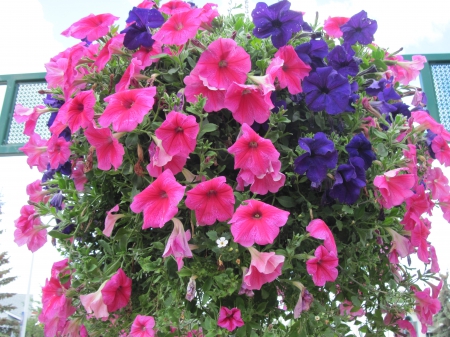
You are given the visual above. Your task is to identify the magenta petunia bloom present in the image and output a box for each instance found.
[146,139,187,178]
[152,9,202,46]
[14,205,47,252]
[306,245,338,287]
[186,176,235,226]
[130,315,156,337]
[388,55,427,86]
[19,132,49,172]
[162,218,193,270]
[431,135,450,166]
[101,268,132,312]
[244,247,284,290]
[217,307,244,331]
[160,0,191,14]
[196,38,251,89]
[115,58,143,92]
[14,104,49,136]
[47,134,72,169]
[61,13,119,41]
[266,46,311,95]
[339,300,365,318]
[58,90,96,133]
[386,228,412,264]
[184,66,226,113]
[71,159,88,192]
[414,285,441,334]
[26,180,49,204]
[99,87,156,132]
[94,34,125,71]
[132,40,163,68]
[242,160,286,195]
[306,219,337,255]
[155,111,199,157]
[103,204,124,237]
[84,126,125,171]
[130,169,186,229]
[424,166,449,201]
[411,220,430,263]
[224,83,272,125]
[323,16,349,38]
[228,123,280,178]
[230,199,289,247]
[373,168,415,209]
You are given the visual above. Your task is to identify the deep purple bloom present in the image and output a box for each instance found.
[327,45,361,77]
[366,77,401,101]
[345,133,376,170]
[346,82,359,113]
[50,191,65,211]
[43,95,64,109]
[42,166,56,184]
[302,67,351,115]
[426,130,437,159]
[251,1,303,49]
[329,157,366,204]
[340,10,377,45]
[57,161,72,176]
[294,39,328,69]
[294,132,338,187]
[121,7,164,50]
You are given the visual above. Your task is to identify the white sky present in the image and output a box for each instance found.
[0,0,449,302]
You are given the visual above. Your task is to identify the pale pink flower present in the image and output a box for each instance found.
[196,38,251,89]
[266,46,311,95]
[293,285,313,318]
[323,16,349,38]
[217,307,244,331]
[162,218,193,270]
[184,67,226,113]
[47,134,72,169]
[160,0,191,14]
[94,34,125,71]
[243,247,284,290]
[103,205,124,237]
[429,245,440,273]
[152,9,202,46]
[58,90,96,133]
[45,58,69,89]
[19,132,49,172]
[101,268,132,312]
[388,55,427,85]
[373,168,415,209]
[306,245,338,287]
[26,180,49,204]
[85,125,125,171]
[431,135,450,166]
[61,319,88,337]
[224,83,272,125]
[228,123,280,178]
[230,199,289,247]
[130,169,186,229]
[185,176,235,226]
[155,111,199,157]
[412,110,450,141]
[71,159,88,191]
[61,13,119,41]
[425,166,449,201]
[306,219,337,255]
[403,144,418,186]
[99,87,157,132]
[386,228,412,263]
[14,104,50,136]
[14,205,47,252]
[80,282,109,319]
[130,315,156,337]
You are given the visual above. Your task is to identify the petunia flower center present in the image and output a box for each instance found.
[175,126,184,133]
[272,19,283,29]
[175,22,183,31]
[253,212,261,219]
[219,60,228,68]
[76,103,84,112]
[123,100,134,109]
[321,87,330,94]
[207,190,217,196]
[242,89,252,95]
[249,141,258,148]
[160,191,168,198]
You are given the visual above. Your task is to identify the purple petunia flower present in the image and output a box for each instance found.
[294,132,338,187]
[43,95,64,109]
[251,1,303,49]
[294,39,328,69]
[340,10,377,46]
[50,191,65,211]
[327,45,362,77]
[302,66,351,115]
[426,130,437,159]
[345,133,376,170]
[366,77,401,101]
[329,157,366,204]
[121,7,164,50]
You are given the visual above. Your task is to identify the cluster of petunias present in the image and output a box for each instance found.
[13,0,448,335]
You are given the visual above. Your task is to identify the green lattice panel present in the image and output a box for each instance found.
[430,63,450,131]
[6,81,50,144]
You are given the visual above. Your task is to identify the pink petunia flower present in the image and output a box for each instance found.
[45,58,69,90]
[238,267,254,297]
[306,219,337,255]
[162,218,193,270]
[293,284,314,318]
[130,315,156,337]
[184,66,226,113]
[51,259,71,289]
[26,180,49,204]
[80,283,109,319]
[238,160,285,195]
[230,199,289,247]
[323,17,349,38]
[412,110,450,141]
[155,111,199,157]
[94,34,125,71]
[405,184,434,219]
[198,3,219,29]
[429,245,440,273]
[424,166,450,201]
[115,58,144,92]
[146,139,187,178]
[373,168,415,209]
[47,134,72,169]
[71,159,88,191]
[243,246,284,290]
[185,176,234,226]
[14,205,47,252]
[386,228,412,263]
[61,13,119,41]
[266,46,311,95]
[61,319,88,337]
[84,125,125,171]
[101,268,132,312]
[160,0,192,15]
[339,300,365,318]
[431,135,450,166]
[306,245,339,287]
[58,90,96,133]
[103,204,125,237]
[224,83,272,125]
[217,307,244,332]
[14,104,51,136]
[411,220,431,263]
[388,55,427,86]
[99,87,156,132]
[152,9,202,46]
[19,132,49,172]
[228,123,280,178]
[130,169,186,229]
[196,38,251,89]
[132,41,163,68]
[414,285,441,333]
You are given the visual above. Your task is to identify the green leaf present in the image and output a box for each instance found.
[277,196,296,208]
[178,268,192,277]
[48,230,73,240]
[125,133,138,147]
[342,205,354,214]
[150,53,168,59]
[153,241,165,250]
[198,123,218,138]
[206,230,218,241]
